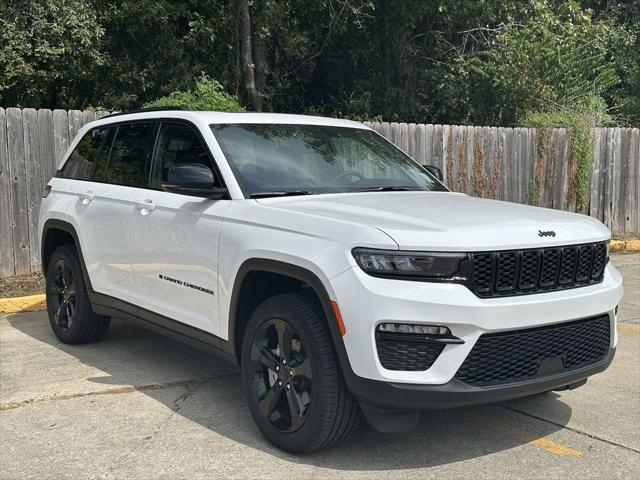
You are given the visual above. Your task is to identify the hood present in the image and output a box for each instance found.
[256,192,610,251]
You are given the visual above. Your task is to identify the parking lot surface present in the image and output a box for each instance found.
[1,254,639,479]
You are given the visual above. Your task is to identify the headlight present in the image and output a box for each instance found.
[352,248,466,278]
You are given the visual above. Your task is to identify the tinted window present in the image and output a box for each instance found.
[106,122,157,187]
[211,124,446,196]
[62,127,112,180]
[150,123,217,189]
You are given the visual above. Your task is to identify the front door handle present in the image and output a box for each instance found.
[135,199,156,214]
[80,191,95,204]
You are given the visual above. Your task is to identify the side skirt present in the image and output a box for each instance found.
[90,292,238,366]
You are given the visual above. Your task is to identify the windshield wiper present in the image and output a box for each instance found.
[250,190,315,199]
[350,186,422,193]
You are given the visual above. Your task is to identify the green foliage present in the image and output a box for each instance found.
[0,0,105,107]
[524,97,611,210]
[469,0,623,125]
[0,0,638,125]
[144,77,244,111]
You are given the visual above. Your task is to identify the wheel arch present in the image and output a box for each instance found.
[228,258,350,371]
[41,219,93,291]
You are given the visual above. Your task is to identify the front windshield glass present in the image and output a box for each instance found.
[210,124,447,197]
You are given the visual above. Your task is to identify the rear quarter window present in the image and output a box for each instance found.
[61,127,113,180]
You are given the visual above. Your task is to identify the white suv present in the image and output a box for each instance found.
[39,108,623,452]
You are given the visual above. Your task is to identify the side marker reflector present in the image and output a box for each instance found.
[331,301,346,336]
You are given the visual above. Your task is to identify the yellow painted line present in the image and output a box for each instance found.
[467,413,583,457]
[618,323,640,334]
[610,239,640,251]
[0,294,46,314]
[528,437,583,457]
[610,240,626,251]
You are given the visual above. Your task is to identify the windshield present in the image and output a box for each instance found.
[210,124,447,197]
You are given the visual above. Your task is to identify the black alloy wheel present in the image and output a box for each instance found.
[248,318,313,432]
[48,258,77,331]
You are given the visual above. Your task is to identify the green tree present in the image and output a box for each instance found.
[468,0,624,125]
[0,0,105,107]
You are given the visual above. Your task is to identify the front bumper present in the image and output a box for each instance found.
[330,262,623,386]
[343,347,615,410]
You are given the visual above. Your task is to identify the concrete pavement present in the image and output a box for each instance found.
[1,254,639,479]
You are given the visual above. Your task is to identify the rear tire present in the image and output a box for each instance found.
[45,245,110,344]
[240,293,360,453]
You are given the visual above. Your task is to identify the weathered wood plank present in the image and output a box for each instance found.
[624,128,639,233]
[597,128,608,223]
[414,123,427,165]
[82,110,96,127]
[496,127,506,200]
[52,109,69,166]
[423,124,433,167]
[6,108,30,275]
[0,108,15,277]
[603,128,617,229]
[67,109,84,143]
[37,109,55,189]
[463,126,473,195]
[619,128,633,234]
[450,126,461,192]
[503,128,514,201]
[433,124,443,178]
[407,123,417,161]
[22,108,43,272]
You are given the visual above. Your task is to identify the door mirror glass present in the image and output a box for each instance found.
[424,165,444,182]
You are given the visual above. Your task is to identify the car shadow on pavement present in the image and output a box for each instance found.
[6,314,574,470]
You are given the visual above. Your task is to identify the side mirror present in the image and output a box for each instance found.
[162,164,227,198]
[423,165,444,182]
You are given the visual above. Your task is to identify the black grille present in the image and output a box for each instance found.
[375,334,445,371]
[454,315,611,386]
[469,242,607,298]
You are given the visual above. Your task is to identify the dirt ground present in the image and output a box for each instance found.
[0,273,45,298]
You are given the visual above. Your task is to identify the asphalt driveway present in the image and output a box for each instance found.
[1,254,639,479]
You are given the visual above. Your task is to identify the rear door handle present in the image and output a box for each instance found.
[80,191,95,204]
[134,199,156,214]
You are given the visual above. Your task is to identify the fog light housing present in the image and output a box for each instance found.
[376,323,464,345]
[377,323,450,335]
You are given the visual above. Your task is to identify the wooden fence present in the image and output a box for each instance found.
[364,121,639,234]
[0,107,638,277]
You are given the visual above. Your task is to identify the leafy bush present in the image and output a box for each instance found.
[144,76,244,112]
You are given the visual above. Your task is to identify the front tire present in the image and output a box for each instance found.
[45,245,110,344]
[240,293,360,453]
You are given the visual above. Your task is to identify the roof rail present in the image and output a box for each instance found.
[101,106,189,119]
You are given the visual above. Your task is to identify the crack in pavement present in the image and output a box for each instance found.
[500,404,640,454]
[99,379,209,479]
[0,372,239,411]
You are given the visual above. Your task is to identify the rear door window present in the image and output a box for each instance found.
[61,127,113,180]
[105,122,158,187]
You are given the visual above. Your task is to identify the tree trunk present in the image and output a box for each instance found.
[252,16,268,98]
[238,0,261,111]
